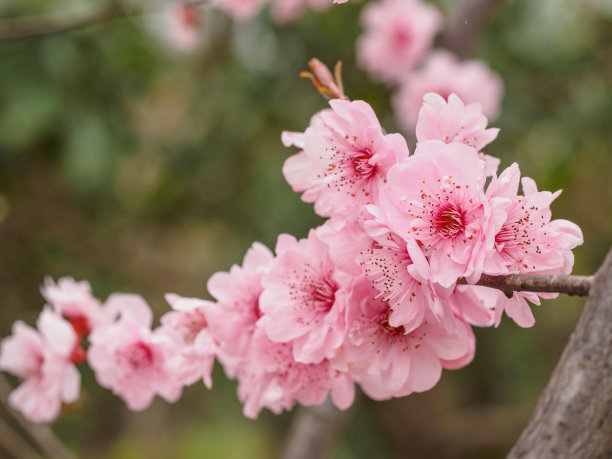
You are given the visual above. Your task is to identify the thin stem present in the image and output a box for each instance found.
[0,0,205,41]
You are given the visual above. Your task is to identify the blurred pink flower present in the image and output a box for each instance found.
[272,0,330,23]
[282,99,409,218]
[214,0,266,21]
[41,277,109,337]
[159,294,216,388]
[357,0,442,85]
[259,231,352,364]
[162,2,204,52]
[88,294,182,411]
[0,309,80,422]
[394,50,503,130]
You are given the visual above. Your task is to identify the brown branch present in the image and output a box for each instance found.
[508,246,612,458]
[281,397,349,459]
[0,0,205,41]
[441,0,505,58]
[0,376,75,459]
[459,273,593,297]
[0,415,43,459]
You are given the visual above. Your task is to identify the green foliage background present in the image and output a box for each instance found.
[0,0,611,457]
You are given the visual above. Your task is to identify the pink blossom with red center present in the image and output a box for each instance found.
[203,242,274,377]
[88,294,182,411]
[0,309,81,422]
[164,2,203,52]
[282,99,409,218]
[416,92,501,176]
[394,50,504,130]
[237,327,354,419]
[41,277,109,338]
[159,294,216,388]
[377,141,489,288]
[259,231,352,364]
[357,0,442,85]
[333,279,473,400]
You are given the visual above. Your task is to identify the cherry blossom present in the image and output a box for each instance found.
[357,0,442,85]
[282,99,409,218]
[88,294,182,411]
[0,309,81,422]
[394,50,504,130]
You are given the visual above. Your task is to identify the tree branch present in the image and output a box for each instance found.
[441,0,505,58]
[281,397,349,459]
[460,273,593,297]
[0,376,75,459]
[508,246,612,458]
[0,1,205,41]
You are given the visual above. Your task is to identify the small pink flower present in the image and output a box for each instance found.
[41,277,108,337]
[214,0,266,21]
[394,50,503,130]
[159,294,216,388]
[334,279,473,400]
[88,294,182,411]
[416,92,500,176]
[0,309,80,423]
[164,2,204,52]
[204,242,274,377]
[271,0,330,23]
[259,231,352,364]
[237,327,354,418]
[377,141,490,288]
[357,0,442,85]
[282,99,409,218]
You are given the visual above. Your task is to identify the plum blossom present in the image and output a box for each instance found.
[282,99,409,218]
[0,309,81,422]
[394,50,504,130]
[237,327,354,418]
[333,279,474,400]
[204,242,274,377]
[163,2,204,52]
[271,0,330,23]
[416,92,501,176]
[159,294,216,388]
[357,0,442,85]
[41,277,108,337]
[376,141,490,288]
[259,231,352,364]
[88,294,182,411]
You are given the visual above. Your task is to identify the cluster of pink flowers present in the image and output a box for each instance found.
[356,0,504,131]
[0,92,582,423]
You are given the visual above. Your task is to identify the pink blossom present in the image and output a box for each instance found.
[271,0,330,23]
[237,327,354,418]
[204,242,274,377]
[394,50,503,130]
[41,277,108,337]
[159,294,216,388]
[214,0,266,21]
[0,309,80,422]
[416,92,501,176]
[88,294,182,411]
[376,141,489,288]
[259,231,352,364]
[357,0,442,85]
[282,99,409,218]
[334,279,474,400]
[164,2,203,52]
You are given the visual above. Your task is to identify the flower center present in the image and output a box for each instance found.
[433,202,466,238]
[310,277,338,312]
[351,150,376,179]
[125,341,154,369]
[378,308,405,337]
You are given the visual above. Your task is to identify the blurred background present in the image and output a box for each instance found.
[0,0,611,457]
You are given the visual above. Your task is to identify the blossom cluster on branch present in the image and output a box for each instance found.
[0,89,582,423]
